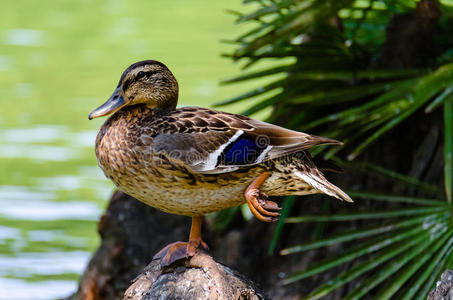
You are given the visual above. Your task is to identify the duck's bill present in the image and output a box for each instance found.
[88,88,126,120]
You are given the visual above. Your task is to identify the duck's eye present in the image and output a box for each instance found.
[135,70,155,81]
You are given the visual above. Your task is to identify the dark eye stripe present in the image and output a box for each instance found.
[122,71,156,91]
[136,70,156,80]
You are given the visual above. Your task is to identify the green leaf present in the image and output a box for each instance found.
[268,196,295,255]
[300,227,434,298]
[346,191,446,206]
[348,98,426,160]
[343,225,447,300]
[416,245,453,300]
[375,228,453,300]
[234,0,352,56]
[212,206,240,233]
[214,79,284,106]
[280,214,440,255]
[425,85,453,113]
[401,234,453,299]
[224,9,243,17]
[220,65,292,84]
[283,225,425,283]
[347,162,441,195]
[289,68,423,81]
[289,82,391,105]
[301,78,418,130]
[241,92,285,115]
[285,206,446,223]
[349,63,453,159]
[237,4,282,23]
[445,95,453,203]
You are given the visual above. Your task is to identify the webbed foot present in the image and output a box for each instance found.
[153,216,208,267]
[153,238,209,267]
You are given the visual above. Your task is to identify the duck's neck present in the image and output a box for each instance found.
[156,95,178,111]
[117,104,175,119]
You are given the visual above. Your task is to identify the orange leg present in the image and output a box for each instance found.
[245,172,281,222]
[153,216,208,267]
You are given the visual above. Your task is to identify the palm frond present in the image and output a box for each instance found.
[280,195,452,299]
[444,95,453,203]
[268,196,295,255]
[221,1,453,298]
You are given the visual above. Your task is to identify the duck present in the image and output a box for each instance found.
[89,60,352,267]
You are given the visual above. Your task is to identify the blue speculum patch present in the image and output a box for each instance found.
[222,137,268,165]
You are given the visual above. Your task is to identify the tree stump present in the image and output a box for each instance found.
[66,190,273,300]
[123,250,268,300]
[428,270,453,300]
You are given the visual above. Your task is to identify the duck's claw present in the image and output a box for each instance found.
[258,192,281,211]
[246,190,281,222]
[245,172,281,223]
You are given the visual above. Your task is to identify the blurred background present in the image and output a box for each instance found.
[0,1,262,299]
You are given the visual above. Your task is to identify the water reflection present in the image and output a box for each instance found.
[1,278,77,300]
[1,126,66,143]
[0,0,248,298]
[0,198,101,221]
[0,226,21,240]
[0,144,77,161]
[0,56,13,71]
[0,124,107,299]
[3,29,46,47]
[0,251,90,276]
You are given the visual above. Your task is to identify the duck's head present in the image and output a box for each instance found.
[89,60,178,120]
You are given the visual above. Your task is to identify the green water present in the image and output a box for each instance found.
[0,1,266,299]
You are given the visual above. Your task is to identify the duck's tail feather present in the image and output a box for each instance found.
[294,170,353,202]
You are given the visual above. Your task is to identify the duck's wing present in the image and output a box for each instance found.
[145,107,342,174]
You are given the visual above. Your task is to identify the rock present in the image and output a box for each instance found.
[123,250,269,300]
[428,270,453,300]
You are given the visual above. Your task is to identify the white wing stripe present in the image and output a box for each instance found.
[256,145,272,164]
[202,130,244,170]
